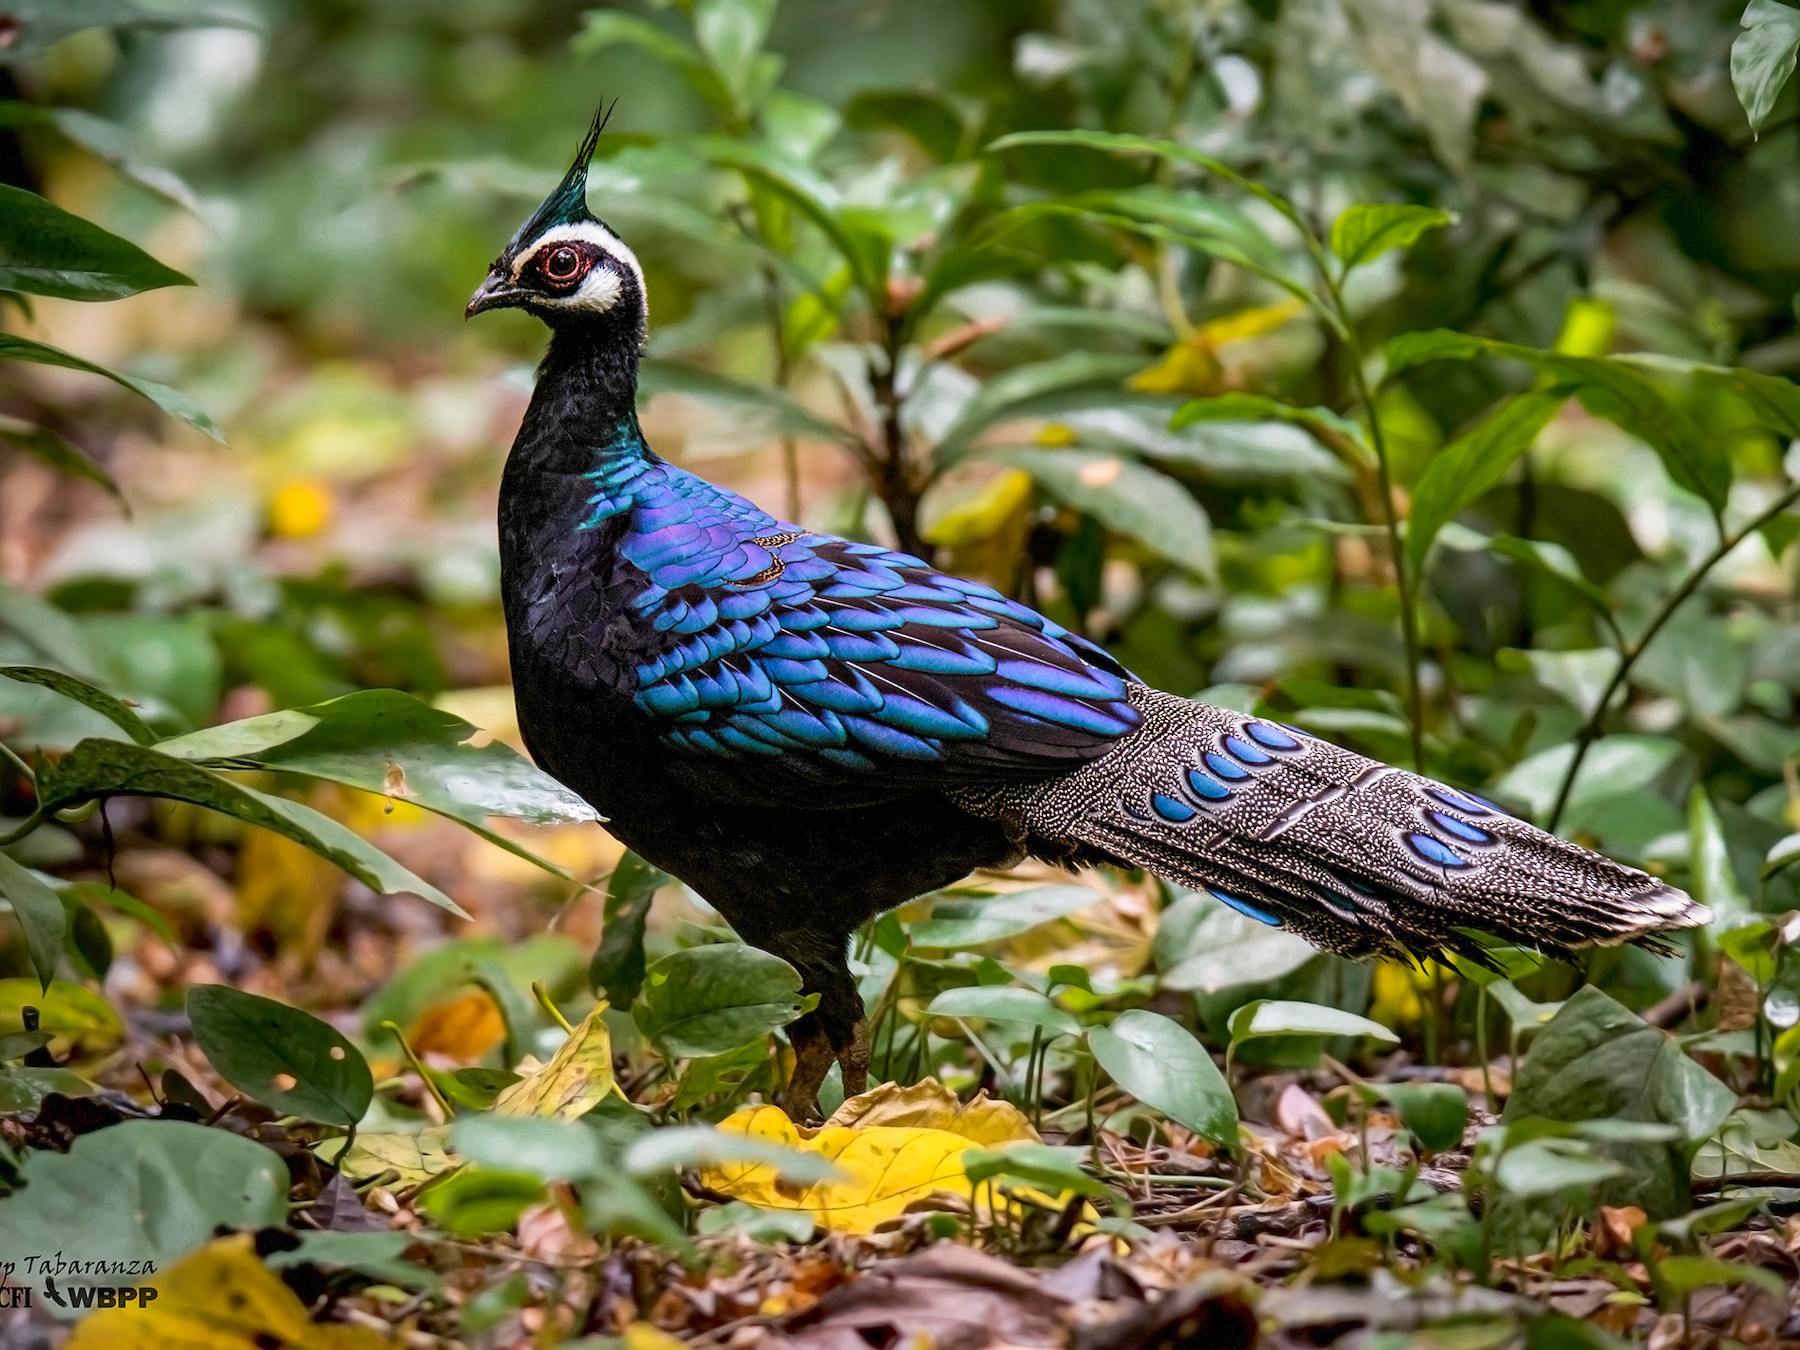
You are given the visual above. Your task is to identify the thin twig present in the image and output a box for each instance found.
[1548,481,1800,830]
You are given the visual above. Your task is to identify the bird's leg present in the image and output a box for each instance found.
[836,1015,871,1097]
[783,1015,835,1123]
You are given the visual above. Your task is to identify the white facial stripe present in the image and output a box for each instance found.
[513,221,646,317]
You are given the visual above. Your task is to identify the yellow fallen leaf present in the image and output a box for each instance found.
[621,1324,688,1350]
[923,469,1032,548]
[333,1126,455,1186]
[494,1001,615,1119]
[699,1078,1048,1234]
[823,1078,1041,1146]
[408,989,505,1063]
[64,1235,392,1349]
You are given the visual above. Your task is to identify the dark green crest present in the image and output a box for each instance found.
[508,100,616,250]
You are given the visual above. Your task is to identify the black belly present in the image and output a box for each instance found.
[509,667,1017,944]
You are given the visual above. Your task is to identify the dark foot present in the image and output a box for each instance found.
[784,1024,834,1123]
[837,1016,870,1098]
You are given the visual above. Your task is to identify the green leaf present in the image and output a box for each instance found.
[0,1,253,61]
[0,580,105,679]
[1406,391,1566,574]
[420,1166,546,1235]
[1329,203,1455,272]
[934,352,1145,468]
[634,944,810,1059]
[0,334,222,442]
[0,853,65,990]
[1502,985,1735,1218]
[0,414,121,498]
[451,1113,604,1181]
[1227,1000,1399,1060]
[1733,0,1800,134]
[1382,330,1728,512]
[1688,787,1756,930]
[639,358,862,448]
[1488,734,1680,823]
[1087,1009,1237,1148]
[1172,393,1370,459]
[987,129,1311,241]
[589,850,666,1007]
[989,447,1215,578]
[0,184,190,300]
[621,1121,841,1183]
[0,1120,286,1306]
[925,985,1081,1040]
[35,738,467,917]
[186,984,373,1127]
[155,688,596,877]
[265,1231,441,1293]
[1386,1082,1469,1154]
[962,1142,1111,1199]
[1155,898,1318,995]
[908,885,1099,948]
[0,665,157,744]
[0,1065,95,1112]
[0,104,197,212]
[1491,1135,1627,1198]
[0,978,124,1058]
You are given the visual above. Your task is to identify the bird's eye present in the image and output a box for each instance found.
[541,246,584,283]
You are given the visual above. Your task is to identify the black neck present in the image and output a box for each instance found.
[509,317,647,478]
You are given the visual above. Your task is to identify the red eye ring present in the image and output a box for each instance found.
[541,246,584,283]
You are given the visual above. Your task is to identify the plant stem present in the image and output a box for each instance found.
[1547,480,1800,831]
[1318,268,1425,771]
[0,741,36,789]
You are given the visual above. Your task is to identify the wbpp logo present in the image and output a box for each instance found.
[42,1276,159,1311]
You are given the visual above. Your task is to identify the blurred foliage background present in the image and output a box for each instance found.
[7,0,1800,1337]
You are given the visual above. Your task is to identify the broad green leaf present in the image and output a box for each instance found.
[0,334,222,442]
[1503,985,1735,1217]
[962,1143,1111,1200]
[451,1112,604,1181]
[990,447,1215,578]
[1406,391,1566,573]
[156,689,595,876]
[0,665,157,744]
[1329,203,1455,272]
[574,11,734,118]
[1688,787,1755,929]
[0,852,65,990]
[1386,1082,1468,1154]
[1087,1009,1238,1148]
[186,984,373,1127]
[589,850,666,1006]
[0,1120,286,1311]
[419,1167,545,1235]
[635,945,809,1059]
[908,885,1099,948]
[1227,1000,1399,1057]
[1382,330,1727,511]
[1491,1135,1627,1198]
[0,1,253,60]
[0,184,190,300]
[1733,0,1800,134]
[1156,899,1317,995]
[925,985,1081,1040]
[0,414,121,498]
[1488,735,1680,823]
[35,738,467,917]
[640,357,862,448]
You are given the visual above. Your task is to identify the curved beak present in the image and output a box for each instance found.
[466,271,526,319]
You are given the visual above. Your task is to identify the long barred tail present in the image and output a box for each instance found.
[961,686,1708,963]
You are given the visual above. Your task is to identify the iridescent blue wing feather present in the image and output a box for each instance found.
[595,457,1141,795]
